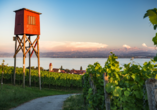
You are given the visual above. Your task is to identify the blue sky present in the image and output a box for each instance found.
[0,0,157,52]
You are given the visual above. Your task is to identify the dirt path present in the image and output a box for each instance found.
[10,94,77,110]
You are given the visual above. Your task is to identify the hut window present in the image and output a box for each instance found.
[28,16,35,25]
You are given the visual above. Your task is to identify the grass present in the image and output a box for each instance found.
[63,94,87,110]
[0,84,82,110]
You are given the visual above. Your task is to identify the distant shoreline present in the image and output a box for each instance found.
[0,57,154,59]
[0,51,156,59]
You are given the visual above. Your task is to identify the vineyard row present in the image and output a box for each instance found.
[0,66,82,88]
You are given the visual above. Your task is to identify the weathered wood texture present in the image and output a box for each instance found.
[82,75,84,86]
[13,36,24,57]
[24,37,38,57]
[89,74,98,110]
[25,35,38,56]
[14,8,41,35]
[82,75,86,106]
[29,36,31,87]
[145,78,157,110]
[89,74,96,94]
[13,35,17,85]
[37,35,41,90]
[13,37,16,41]
[23,34,26,88]
[13,34,41,90]
[1,72,3,90]
[103,73,110,110]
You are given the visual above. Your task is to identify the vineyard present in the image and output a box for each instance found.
[82,52,157,110]
[0,66,82,89]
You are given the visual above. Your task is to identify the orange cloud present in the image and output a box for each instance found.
[40,41,108,52]
[148,46,156,50]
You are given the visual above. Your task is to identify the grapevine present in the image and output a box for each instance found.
[83,52,157,110]
[0,66,82,88]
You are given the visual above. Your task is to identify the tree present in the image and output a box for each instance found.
[60,65,63,70]
[65,69,70,73]
[80,66,82,70]
[26,66,35,69]
[35,66,44,70]
[1,60,8,72]
[40,67,44,70]
[1,60,8,88]
[144,8,157,61]
[31,66,35,69]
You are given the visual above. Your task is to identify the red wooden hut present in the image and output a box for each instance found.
[14,8,41,35]
[13,8,42,90]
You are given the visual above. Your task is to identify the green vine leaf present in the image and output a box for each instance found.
[125,81,130,87]
[153,54,157,61]
[152,33,157,45]
[133,90,142,99]
[125,74,130,80]
[144,8,157,25]
[105,83,114,93]
[113,86,122,97]
[124,90,130,97]
[123,107,129,110]
[155,74,157,79]
[131,74,140,82]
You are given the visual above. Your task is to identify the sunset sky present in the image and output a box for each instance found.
[0,0,157,52]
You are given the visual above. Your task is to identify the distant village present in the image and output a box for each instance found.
[49,63,86,75]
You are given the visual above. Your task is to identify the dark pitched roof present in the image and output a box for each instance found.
[14,8,42,15]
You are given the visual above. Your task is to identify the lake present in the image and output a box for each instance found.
[0,58,156,70]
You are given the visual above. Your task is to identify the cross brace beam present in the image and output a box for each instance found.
[13,35,40,58]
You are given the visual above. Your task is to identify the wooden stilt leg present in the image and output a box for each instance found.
[13,35,17,85]
[37,35,41,90]
[23,34,26,88]
[29,36,31,87]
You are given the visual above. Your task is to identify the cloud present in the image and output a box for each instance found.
[0,42,15,53]
[0,41,108,52]
[148,46,157,50]
[40,41,108,52]
[123,44,131,49]
[142,43,147,47]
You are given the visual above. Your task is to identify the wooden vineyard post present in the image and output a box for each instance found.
[82,75,84,86]
[89,74,98,110]
[23,34,26,88]
[1,71,3,90]
[103,73,110,110]
[49,71,50,89]
[89,74,96,94]
[13,35,17,85]
[82,75,86,106]
[29,36,31,87]
[145,78,157,110]
[37,35,41,90]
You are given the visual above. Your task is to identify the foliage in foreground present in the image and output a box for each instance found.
[63,94,87,110]
[143,8,157,61]
[0,84,81,110]
[83,52,157,110]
